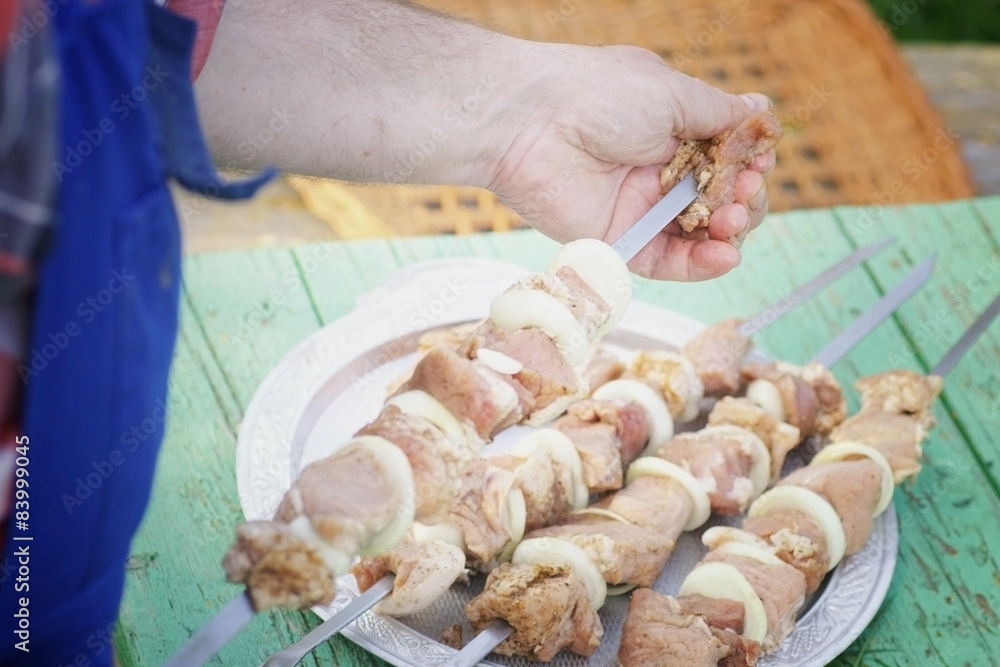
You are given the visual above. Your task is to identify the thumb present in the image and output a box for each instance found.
[667,71,771,139]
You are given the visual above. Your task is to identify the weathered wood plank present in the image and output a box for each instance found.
[180,248,325,408]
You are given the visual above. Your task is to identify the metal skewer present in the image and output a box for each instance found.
[443,619,515,667]
[811,254,936,368]
[740,237,896,337]
[162,592,256,667]
[259,575,395,667]
[931,291,1000,377]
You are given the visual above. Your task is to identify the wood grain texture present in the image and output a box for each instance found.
[118,197,1000,666]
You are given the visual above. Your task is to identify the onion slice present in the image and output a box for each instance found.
[748,485,846,571]
[353,436,417,557]
[505,487,527,545]
[386,390,466,442]
[476,348,523,375]
[592,379,674,452]
[606,583,638,596]
[411,521,465,549]
[489,289,588,364]
[512,536,608,610]
[746,378,785,422]
[712,541,785,567]
[680,562,768,644]
[626,457,711,530]
[546,238,632,337]
[571,507,631,525]
[811,441,895,517]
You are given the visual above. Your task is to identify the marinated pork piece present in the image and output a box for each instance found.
[440,624,463,650]
[449,458,522,568]
[223,521,335,611]
[554,415,622,492]
[742,362,817,434]
[779,459,884,555]
[459,322,587,424]
[273,442,406,558]
[619,589,730,667]
[676,595,762,666]
[855,370,943,429]
[799,362,850,433]
[596,474,692,538]
[713,628,762,667]
[494,449,575,532]
[743,509,830,595]
[554,398,650,492]
[653,428,766,514]
[402,345,521,440]
[569,399,650,466]
[350,539,466,616]
[709,397,801,481]
[682,318,752,395]
[627,350,705,422]
[659,110,784,234]
[676,594,745,634]
[465,563,603,661]
[581,348,625,393]
[527,517,674,588]
[553,266,613,334]
[508,270,611,337]
[385,322,484,395]
[417,322,480,352]
[830,411,926,483]
[702,552,807,652]
[357,405,472,523]
[741,361,848,436]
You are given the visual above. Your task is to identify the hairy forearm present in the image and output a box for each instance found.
[195,0,542,187]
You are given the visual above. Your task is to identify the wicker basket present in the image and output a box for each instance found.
[332,0,974,236]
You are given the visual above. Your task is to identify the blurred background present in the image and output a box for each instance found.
[179,0,1000,253]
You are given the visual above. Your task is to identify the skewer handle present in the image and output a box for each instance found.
[164,592,256,667]
[443,619,514,667]
[259,575,395,667]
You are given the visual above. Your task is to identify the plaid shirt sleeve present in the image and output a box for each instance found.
[166,0,226,80]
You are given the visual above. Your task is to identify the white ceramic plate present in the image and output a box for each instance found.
[236,258,897,667]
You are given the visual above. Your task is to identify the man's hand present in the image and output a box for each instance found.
[197,1,773,281]
[485,44,774,281]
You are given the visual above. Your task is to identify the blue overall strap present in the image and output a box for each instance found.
[146,2,276,199]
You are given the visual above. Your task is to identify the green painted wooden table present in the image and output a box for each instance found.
[117,197,1000,666]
